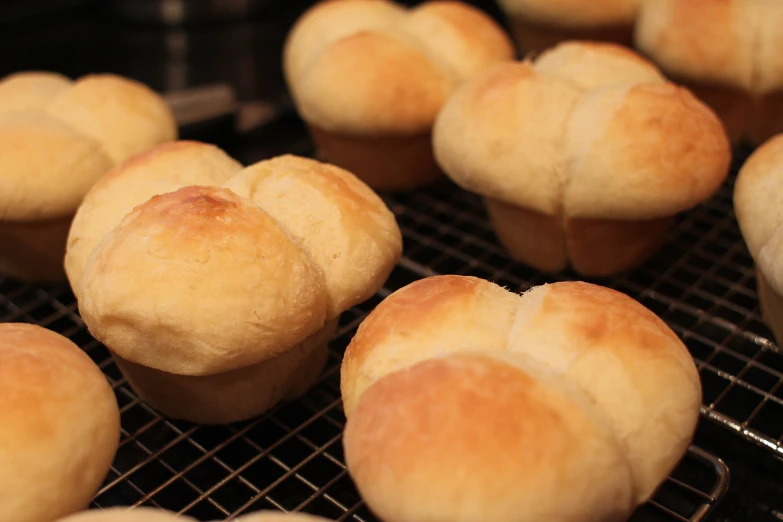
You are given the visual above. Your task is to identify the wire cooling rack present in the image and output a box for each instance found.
[0,272,729,522]
[9,145,782,521]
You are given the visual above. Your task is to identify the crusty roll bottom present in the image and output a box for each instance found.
[308,125,442,192]
[506,16,633,56]
[485,197,674,275]
[0,214,72,282]
[704,86,783,146]
[113,320,338,425]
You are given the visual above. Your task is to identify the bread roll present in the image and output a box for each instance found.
[496,0,642,55]
[0,323,120,522]
[433,41,731,276]
[0,71,176,282]
[734,134,783,344]
[341,275,701,522]
[283,0,514,191]
[68,143,401,424]
[635,0,783,145]
[0,71,71,113]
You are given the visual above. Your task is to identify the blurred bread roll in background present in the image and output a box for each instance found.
[341,275,701,522]
[283,0,514,191]
[67,142,401,424]
[433,41,731,276]
[0,71,176,282]
[497,0,642,55]
[635,0,783,145]
[0,72,72,113]
[0,323,120,522]
[734,134,783,345]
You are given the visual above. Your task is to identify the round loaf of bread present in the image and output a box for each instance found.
[0,71,177,282]
[433,41,731,276]
[283,0,514,191]
[734,133,783,345]
[341,275,701,522]
[496,0,641,55]
[0,323,120,522]
[68,142,401,424]
[55,508,194,521]
[635,0,783,144]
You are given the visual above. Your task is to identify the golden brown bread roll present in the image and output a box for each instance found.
[635,0,783,145]
[734,134,783,345]
[67,141,402,424]
[283,0,514,191]
[341,275,702,522]
[0,323,120,522]
[433,41,731,276]
[82,186,328,375]
[497,0,642,55]
[0,71,177,282]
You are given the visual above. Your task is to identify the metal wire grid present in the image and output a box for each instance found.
[3,146,770,521]
[2,189,734,522]
[0,261,728,522]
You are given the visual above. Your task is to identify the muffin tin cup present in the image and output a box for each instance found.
[111,318,339,425]
[307,124,442,192]
[0,214,73,283]
[483,196,674,277]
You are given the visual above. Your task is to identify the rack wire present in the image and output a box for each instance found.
[8,145,780,521]
[0,273,729,522]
